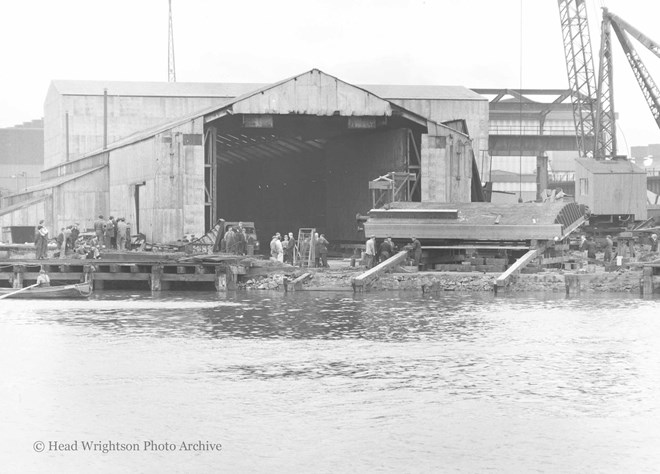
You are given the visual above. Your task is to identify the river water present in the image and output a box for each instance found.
[1,291,659,473]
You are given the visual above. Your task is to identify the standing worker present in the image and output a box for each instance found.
[60,226,71,259]
[34,220,48,260]
[116,218,128,250]
[317,233,329,268]
[378,238,392,264]
[604,235,613,263]
[287,232,297,265]
[651,233,659,253]
[586,236,597,260]
[105,216,116,249]
[365,235,376,269]
[410,237,422,267]
[94,215,106,248]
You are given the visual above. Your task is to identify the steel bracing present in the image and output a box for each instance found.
[595,14,617,158]
[606,9,660,130]
[558,0,598,158]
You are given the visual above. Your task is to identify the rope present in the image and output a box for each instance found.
[518,0,524,203]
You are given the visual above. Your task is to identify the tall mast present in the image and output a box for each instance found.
[168,0,176,82]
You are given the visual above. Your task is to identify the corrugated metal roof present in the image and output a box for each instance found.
[576,158,645,174]
[49,79,485,101]
[33,166,107,191]
[50,80,264,97]
[362,84,486,101]
[0,194,48,218]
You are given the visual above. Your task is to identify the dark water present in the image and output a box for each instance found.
[1,291,659,473]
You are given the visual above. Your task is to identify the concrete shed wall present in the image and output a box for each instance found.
[108,117,205,243]
[0,199,51,236]
[422,124,473,203]
[44,90,225,168]
[51,168,109,232]
[389,98,489,175]
[0,168,108,234]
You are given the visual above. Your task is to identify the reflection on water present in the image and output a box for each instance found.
[1,291,659,473]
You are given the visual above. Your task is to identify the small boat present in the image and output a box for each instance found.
[0,282,93,299]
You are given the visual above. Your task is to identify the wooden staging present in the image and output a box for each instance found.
[0,258,294,292]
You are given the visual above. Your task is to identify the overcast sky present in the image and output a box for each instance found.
[2,0,660,152]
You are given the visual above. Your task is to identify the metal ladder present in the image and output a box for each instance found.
[296,228,316,267]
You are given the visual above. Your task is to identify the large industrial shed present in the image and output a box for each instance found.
[2,70,479,247]
[43,76,488,173]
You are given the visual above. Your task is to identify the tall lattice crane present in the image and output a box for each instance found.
[168,0,176,82]
[558,0,660,160]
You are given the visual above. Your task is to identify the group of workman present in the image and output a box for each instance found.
[34,220,85,260]
[578,233,659,262]
[364,236,422,269]
[33,215,132,260]
[269,232,330,267]
[93,215,132,251]
[212,223,255,255]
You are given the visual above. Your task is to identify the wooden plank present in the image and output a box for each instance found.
[541,256,571,265]
[94,273,151,281]
[161,274,215,282]
[4,272,85,280]
[495,249,541,289]
[352,250,409,289]
[288,272,312,291]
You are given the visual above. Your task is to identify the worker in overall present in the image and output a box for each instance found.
[287,232,297,265]
[586,236,597,261]
[378,237,393,264]
[365,236,376,269]
[317,234,329,267]
[604,235,613,263]
[94,215,106,248]
[410,237,422,267]
[651,234,659,254]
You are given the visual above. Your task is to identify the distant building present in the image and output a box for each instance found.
[0,120,43,199]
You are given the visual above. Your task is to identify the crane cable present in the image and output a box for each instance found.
[518,0,524,203]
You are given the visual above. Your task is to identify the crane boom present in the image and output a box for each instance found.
[594,13,616,158]
[605,10,660,60]
[557,0,598,158]
[603,9,660,130]
[609,19,660,129]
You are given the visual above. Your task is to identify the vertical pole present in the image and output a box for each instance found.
[103,88,108,150]
[536,155,549,201]
[214,265,226,291]
[565,274,580,296]
[226,265,238,290]
[210,126,218,227]
[642,267,654,296]
[65,111,70,162]
[150,264,163,291]
[12,265,25,289]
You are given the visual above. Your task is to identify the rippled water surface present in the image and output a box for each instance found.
[1,291,659,473]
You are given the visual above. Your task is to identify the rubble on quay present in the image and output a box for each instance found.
[235,261,647,293]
